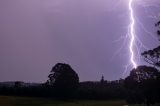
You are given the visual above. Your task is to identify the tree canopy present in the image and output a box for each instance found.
[141,21,160,67]
[124,65,160,105]
[47,63,79,97]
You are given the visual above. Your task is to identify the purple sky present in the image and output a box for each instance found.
[0,0,160,82]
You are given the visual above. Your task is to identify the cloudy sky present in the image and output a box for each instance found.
[0,0,160,82]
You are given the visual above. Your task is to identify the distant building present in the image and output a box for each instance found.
[100,75,104,83]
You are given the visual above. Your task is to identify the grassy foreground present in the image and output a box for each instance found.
[0,96,127,106]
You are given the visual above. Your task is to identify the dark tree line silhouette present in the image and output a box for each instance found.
[0,21,160,105]
[0,63,126,100]
[0,64,160,105]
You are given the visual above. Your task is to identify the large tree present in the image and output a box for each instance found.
[124,66,160,105]
[141,21,160,67]
[47,63,79,97]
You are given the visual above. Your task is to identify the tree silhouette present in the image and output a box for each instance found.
[47,63,79,97]
[141,21,160,67]
[125,66,160,105]
[155,20,160,40]
[141,46,160,67]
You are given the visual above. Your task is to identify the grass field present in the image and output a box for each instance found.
[0,96,158,106]
[0,96,127,106]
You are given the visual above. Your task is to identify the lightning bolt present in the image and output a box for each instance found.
[110,0,159,77]
[128,0,137,69]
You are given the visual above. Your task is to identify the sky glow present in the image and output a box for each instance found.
[0,0,159,82]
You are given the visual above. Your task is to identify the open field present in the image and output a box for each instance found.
[0,96,127,106]
[0,96,159,106]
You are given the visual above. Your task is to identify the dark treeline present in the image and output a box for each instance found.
[77,80,125,100]
[0,64,126,100]
[0,63,160,106]
[0,79,126,100]
[0,21,160,106]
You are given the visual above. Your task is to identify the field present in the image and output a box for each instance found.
[0,96,127,106]
[0,96,158,106]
